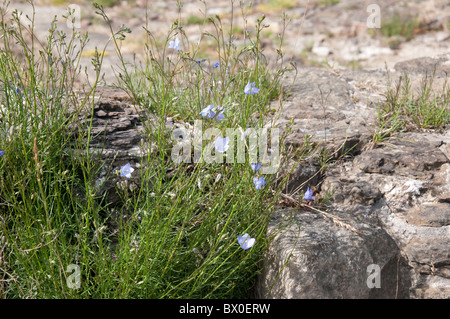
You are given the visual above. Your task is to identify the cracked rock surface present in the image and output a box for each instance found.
[257,56,450,299]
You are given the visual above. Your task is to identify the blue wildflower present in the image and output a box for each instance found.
[15,87,20,95]
[244,82,259,95]
[197,59,206,64]
[200,104,215,118]
[200,104,225,120]
[215,113,225,120]
[168,37,180,51]
[120,163,135,178]
[0,151,5,157]
[214,62,220,68]
[213,105,225,120]
[237,233,255,250]
[214,136,229,153]
[251,163,262,172]
[304,187,315,200]
[253,176,267,190]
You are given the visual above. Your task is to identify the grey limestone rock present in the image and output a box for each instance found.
[258,55,450,298]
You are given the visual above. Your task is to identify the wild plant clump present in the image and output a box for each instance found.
[0,0,313,298]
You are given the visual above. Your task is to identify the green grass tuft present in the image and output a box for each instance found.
[381,68,450,131]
